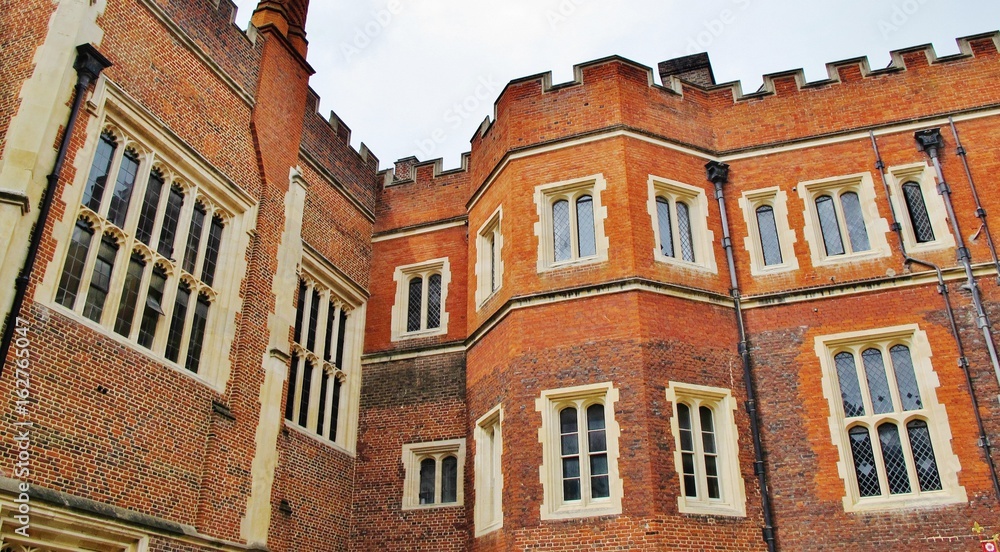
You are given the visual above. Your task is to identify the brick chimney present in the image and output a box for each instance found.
[658,52,716,87]
[251,0,309,57]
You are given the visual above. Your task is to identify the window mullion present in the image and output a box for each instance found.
[435,455,444,504]
[692,400,708,502]
[578,404,590,505]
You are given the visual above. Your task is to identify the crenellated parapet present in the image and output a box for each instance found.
[374,154,471,234]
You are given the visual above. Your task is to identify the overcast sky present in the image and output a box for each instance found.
[233,1,999,170]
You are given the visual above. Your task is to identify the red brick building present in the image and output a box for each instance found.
[1,0,999,550]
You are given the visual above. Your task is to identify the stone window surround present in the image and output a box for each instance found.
[884,162,955,254]
[474,404,504,537]
[474,206,504,309]
[738,186,799,276]
[391,257,451,342]
[646,175,718,274]
[401,439,467,510]
[797,172,892,267]
[533,173,609,272]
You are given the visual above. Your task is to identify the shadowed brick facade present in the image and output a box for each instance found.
[1,1,999,550]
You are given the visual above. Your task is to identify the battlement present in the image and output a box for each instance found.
[385,153,471,187]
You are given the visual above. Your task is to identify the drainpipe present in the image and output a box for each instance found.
[0,44,111,377]
[870,131,1000,501]
[947,117,1000,283]
[915,128,1000,399]
[706,161,777,552]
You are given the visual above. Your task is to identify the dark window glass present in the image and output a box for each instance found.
[335,308,348,369]
[293,279,306,344]
[907,420,942,492]
[82,235,119,323]
[164,283,190,362]
[427,274,442,329]
[106,149,140,228]
[419,458,436,504]
[441,456,458,503]
[878,423,911,495]
[323,301,336,363]
[576,195,596,258]
[330,377,342,442]
[677,403,697,498]
[114,253,146,337]
[185,294,210,373]
[183,203,206,274]
[317,370,329,438]
[200,215,224,287]
[815,195,845,256]
[862,348,894,415]
[135,169,164,245]
[677,201,695,262]
[55,219,95,308]
[156,185,184,258]
[756,205,783,266]
[488,232,497,291]
[307,288,320,351]
[902,182,935,244]
[656,196,674,258]
[840,192,871,252]
[587,404,609,499]
[700,406,721,500]
[82,132,118,212]
[298,360,313,427]
[137,267,166,348]
[890,345,923,411]
[553,199,571,262]
[848,426,881,497]
[285,355,298,421]
[559,407,581,501]
[407,277,423,332]
[835,352,866,418]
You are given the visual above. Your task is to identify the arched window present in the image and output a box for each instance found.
[441,456,459,503]
[55,218,95,308]
[755,204,783,266]
[407,276,423,332]
[576,195,596,258]
[553,199,571,262]
[656,196,673,257]
[82,234,120,323]
[81,131,118,212]
[902,181,935,243]
[419,457,436,504]
[815,192,871,257]
[655,195,696,263]
[106,148,140,228]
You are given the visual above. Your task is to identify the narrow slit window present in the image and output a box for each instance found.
[553,199,571,262]
[335,308,348,368]
[427,274,442,329]
[862,348,894,415]
[184,294,210,373]
[835,352,866,418]
[877,423,911,495]
[307,287,320,351]
[677,201,695,262]
[183,203,206,274]
[656,196,674,258]
[135,169,164,246]
[816,195,845,256]
[755,204,783,266]
[55,219,95,308]
[323,301,336,363]
[156,185,184,258]
[902,182,935,244]
[699,406,721,500]
[840,192,871,252]
[82,235,120,323]
[442,456,458,503]
[907,420,942,492]
[316,370,329,438]
[330,377,342,442]
[576,195,596,258]
[298,360,313,427]
[200,215,224,287]
[285,355,298,421]
[890,345,922,411]
[848,426,881,497]
[106,149,140,228]
[293,279,306,344]
[677,403,697,498]
[559,407,581,502]
[164,283,190,362]
[137,266,166,348]
[406,277,422,332]
[419,458,436,504]
[587,404,609,499]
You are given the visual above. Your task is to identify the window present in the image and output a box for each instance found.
[537,382,622,520]
[401,439,466,510]
[885,163,954,253]
[475,206,504,307]
[647,176,717,273]
[49,123,245,384]
[391,258,450,341]
[0,506,147,551]
[798,173,890,265]
[474,405,503,536]
[665,382,747,517]
[739,188,799,275]
[815,325,966,512]
[284,258,363,450]
[534,174,608,271]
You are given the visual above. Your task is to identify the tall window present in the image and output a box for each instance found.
[755,205,782,266]
[476,208,503,307]
[474,406,503,536]
[53,126,233,378]
[818,326,966,511]
[402,440,466,510]
[740,188,798,275]
[901,182,935,244]
[392,258,450,341]
[799,174,891,265]
[559,404,610,503]
[885,164,953,253]
[285,276,355,446]
[535,175,608,271]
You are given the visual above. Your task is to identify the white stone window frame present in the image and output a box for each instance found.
[797,172,891,267]
[646,176,717,274]
[474,404,504,536]
[0,499,150,551]
[475,206,504,309]
[738,187,799,275]
[533,174,609,272]
[39,78,253,392]
[391,257,451,341]
[401,439,467,510]
[536,381,622,520]
[814,324,966,513]
[885,162,955,254]
[284,251,366,454]
[665,382,748,517]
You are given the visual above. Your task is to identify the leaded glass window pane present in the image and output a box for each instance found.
[442,456,458,503]
[164,283,190,362]
[82,235,119,323]
[427,274,442,329]
[183,203,206,274]
[890,345,923,411]
[678,403,696,498]
[756,205,783,266]
[335,308,348,368]
[135,169,164,246]
[55,219,95,308]
[307,287,320,351]
[419,458,436,504]
[677,201,695,262]
[560,407,581,501]
[907,420,942,492]
[330,377,342,442]
[317,370,329,438]
[407,277,423,332]
[878,423,911,495]
[285,355,298,421]
[840,192,871,252]
[114,253,146,337]
[137,267,166,348]
[81,131,117,212]
[902,182,935,244]
[576,195,596,258]
[106,149,140,228]
[700,406,721,500]
[848,426,881,497]
[656,196,674,258]
[200,215,224,287]
[298,360,313,427]
[185,294,210,373]
[587,404,609,499]
[323,301,336,363]
[157,185,184,258]
[553,199,571,262]
[862,348,894,415]
[835,352,866,417]
[816,195,845,256]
